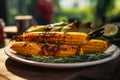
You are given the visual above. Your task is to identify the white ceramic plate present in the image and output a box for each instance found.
[4,45,120,68]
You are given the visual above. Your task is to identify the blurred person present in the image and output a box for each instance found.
[35,0,57,25]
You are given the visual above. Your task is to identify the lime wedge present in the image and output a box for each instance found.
[103,24,119,37]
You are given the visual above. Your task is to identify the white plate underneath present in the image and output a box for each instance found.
[4,45,120,68]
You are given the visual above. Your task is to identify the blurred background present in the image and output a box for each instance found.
[0,0,120,26]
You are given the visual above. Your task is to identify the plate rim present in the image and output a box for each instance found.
[4,45,120,68]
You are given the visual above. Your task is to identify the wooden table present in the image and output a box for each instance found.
[0,39,120,80]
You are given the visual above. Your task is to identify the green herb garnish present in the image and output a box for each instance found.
[28,53,111,63]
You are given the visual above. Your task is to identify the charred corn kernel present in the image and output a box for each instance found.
[81,39,109,53]
[55,45,79,57]
[10,42,80,57]
[18,32,88,45]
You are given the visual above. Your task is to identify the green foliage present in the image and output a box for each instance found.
[6,0,120,25]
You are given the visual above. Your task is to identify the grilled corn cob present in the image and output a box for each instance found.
[11,39,109,57]
[81,39,109,53]
[11,42,79,57]
[15,32,88,45]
